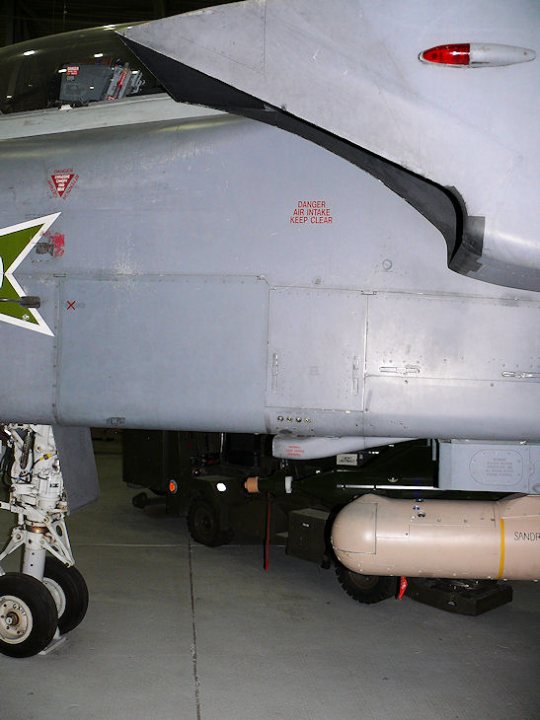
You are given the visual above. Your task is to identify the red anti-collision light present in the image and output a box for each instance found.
[420,44,470,66]
[420,43,536,68]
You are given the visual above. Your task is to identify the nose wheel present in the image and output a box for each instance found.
[0,573,58,658]
[43,557,89,634]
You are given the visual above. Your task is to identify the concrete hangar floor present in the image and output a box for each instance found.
[0,438,538,720]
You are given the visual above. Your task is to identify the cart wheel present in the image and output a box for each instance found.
[187,500,232,547]
[43,557,89,634]
[335,563,397,604]
[0,572,58,658]
[132,492,149,509]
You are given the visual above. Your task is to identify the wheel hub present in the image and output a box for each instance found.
[43,577,67,618]
[0,595,33,644]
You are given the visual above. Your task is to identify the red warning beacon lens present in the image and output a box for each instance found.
[420,43,535,68]
[420,44,471,66]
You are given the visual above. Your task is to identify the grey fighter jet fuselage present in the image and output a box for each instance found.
[0,16,539,472]
[0,6,539,602]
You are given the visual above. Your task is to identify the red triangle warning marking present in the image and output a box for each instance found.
[51,172,75,198]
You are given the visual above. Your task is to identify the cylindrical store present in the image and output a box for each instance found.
[331,493,540,581]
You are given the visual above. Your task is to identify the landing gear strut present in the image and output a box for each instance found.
[0,424,88,657]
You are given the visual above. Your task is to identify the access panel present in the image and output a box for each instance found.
[266,287,367,435]
[56,275,268,431]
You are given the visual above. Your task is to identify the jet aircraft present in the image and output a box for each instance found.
[0,1,539,656]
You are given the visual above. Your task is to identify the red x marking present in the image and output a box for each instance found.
[66,300,76,311]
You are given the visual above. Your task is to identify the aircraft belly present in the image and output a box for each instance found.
[364,378,540,441]
[265,289,540,440]
[362,293,540,439]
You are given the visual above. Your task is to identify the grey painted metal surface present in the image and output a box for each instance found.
[0,101,539,450]
[57,275,268,431]
[122,0,540,292]
[439,441,540,494]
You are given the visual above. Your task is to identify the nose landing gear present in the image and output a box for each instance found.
[0,424,88,657]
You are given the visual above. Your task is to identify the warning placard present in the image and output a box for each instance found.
[290,200,333,224]
[284,444,305,458]
[49,169,79,199]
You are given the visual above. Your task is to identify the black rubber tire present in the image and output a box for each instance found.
[335,563,398,604]
[187,500,232,547]
[132,492,149,509]
[43,557,89,634]
[0,572,58,658]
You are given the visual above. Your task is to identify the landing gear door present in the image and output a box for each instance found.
[54,426,99,513]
